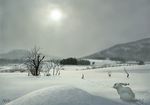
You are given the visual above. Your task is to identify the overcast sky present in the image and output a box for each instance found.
[0,0,150,57]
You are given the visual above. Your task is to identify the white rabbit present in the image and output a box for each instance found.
[113,83,135,102]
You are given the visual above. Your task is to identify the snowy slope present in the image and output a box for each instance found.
[85,38,150,61]
[0,49,29,60]
[6,86,126,105]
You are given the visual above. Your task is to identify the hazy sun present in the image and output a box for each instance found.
[50,9,63,21]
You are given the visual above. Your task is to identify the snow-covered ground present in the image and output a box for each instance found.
[87,59,118,66]
[0,64,150,105]
[0,64,26,72]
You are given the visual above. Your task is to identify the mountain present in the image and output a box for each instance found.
[84,38,150,61]
[0,49,29,60]
[0,49,60,60]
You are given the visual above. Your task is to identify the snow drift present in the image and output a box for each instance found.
[6,85,126,105]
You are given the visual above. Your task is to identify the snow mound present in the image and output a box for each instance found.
[6,85,126,105]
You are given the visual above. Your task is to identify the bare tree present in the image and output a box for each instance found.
[55,64,61,75]
[44,61,53,76]
[52,63,57,75]
[43,59,62,76]
[51,60,61,76]
[25,47,45,76]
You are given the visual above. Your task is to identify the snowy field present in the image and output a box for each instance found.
[0,64,150,105]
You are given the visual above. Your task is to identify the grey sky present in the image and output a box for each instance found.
[0,0,150,57]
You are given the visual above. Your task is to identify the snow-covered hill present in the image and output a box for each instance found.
[6,86,125,105]
[85,38,150,61]
[0,49,60,64]
[0,49,29,60]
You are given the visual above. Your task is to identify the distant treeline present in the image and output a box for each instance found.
[60,58,90,65]
[0,59,24,65]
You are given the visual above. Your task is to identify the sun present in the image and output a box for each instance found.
[49,9,63,21]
